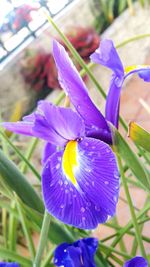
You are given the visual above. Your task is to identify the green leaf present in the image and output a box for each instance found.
[129,122,150,152]
[0,149,44,213]
[112,127,150,192]
[0,247,32,266]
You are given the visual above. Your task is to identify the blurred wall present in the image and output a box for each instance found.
[0,0,96,118]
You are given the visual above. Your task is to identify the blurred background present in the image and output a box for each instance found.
[0,0,150,257]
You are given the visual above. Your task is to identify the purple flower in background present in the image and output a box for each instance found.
[0,263,20,267]
[54,238,98,267]
[91,39,150,128]
[123,256,148,267]
[2,40,120,229]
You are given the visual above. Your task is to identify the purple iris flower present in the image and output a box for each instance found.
[124,256,148,267]
[0,263,20,267]
[91,39,150,128]
[2,40,120,229]
[54,237,98,267]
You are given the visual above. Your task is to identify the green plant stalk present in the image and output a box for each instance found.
[99,241,131,260]
[0,247,32,266]
[104,217,150,243]
[16,196,36,261]
[0,131,41,181]
[20,138,39,174]
[116,154,147,258]
[41,246,56,267]
[116,33,150,48]
[2,208,7,248]
[105,192,150,257]
[34,211,51,267]
[131,196,149,255]
[108,254,123,266]
[8,201,17,252]
[112,217,127,254]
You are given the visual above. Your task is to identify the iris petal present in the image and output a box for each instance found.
[90,39,124,78]
[0,264,20,267]
[52,40,109,132]
[42,142,57,165]
[42,138,119,229]
[105,75,123,128]
[125,65,150,82]
[54,238,98,267]
[2,101,85,147]
[123,256,148,267]
[76,137,120,217]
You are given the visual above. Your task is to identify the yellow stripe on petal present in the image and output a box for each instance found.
[124,65,148,75]
[62,140,78,186]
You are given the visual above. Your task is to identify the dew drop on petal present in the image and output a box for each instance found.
[92,181,95,187]
[56,163,60,170]
[104,181,109,185]
[114,171,119,179]
[95,205,100,211]
[65,189,69,194]
[60,204,64,209]
[81,207,85,213]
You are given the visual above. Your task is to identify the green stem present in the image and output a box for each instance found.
[116,154,147,258]
[8,201,17,251]
[112,217,127,254]
[99,242,131,259]
[20,138,39,174]
[16,196,36,261]
[2,208,7,248]
[116,33,150,49]
[0,247,32,266]
[0,131,41,181]
[33,211,51,267]
[41,246,56,267]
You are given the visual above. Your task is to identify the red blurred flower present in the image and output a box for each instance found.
[59,27,100,62]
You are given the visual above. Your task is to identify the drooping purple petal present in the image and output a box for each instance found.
[52,40,109,132]
[42,137,119,229]
[54,238,98,267]
[90,39,124,78]
[123,256,148,267]
[76,137,120,217]
[2,101,85,147]
[42,142,57,165]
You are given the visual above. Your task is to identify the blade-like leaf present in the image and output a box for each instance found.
[111,127,150,192]
[0,247,32,266]
[129,122,150,152]
[0,149,44,213]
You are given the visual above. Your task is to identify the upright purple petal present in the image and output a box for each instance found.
[105,75,123,128]
[42,137,119,229]
[124,256,148,267]
[52,40,109,132]
[90,39,124,78]
[2,101,85,147]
